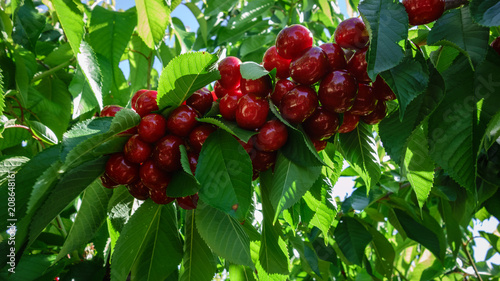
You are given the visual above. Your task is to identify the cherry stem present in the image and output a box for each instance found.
[462,241,483,281]
[5,124,46,148]
[445,0,469,11]
[7,96,24,123]
[31,58,75,84]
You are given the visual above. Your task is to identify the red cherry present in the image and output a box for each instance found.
[127,180,149,200]
[188,124,217,153]
[338,111,360,133]
[123,134,152,164]
[271,79,296,106]
[235,94,270,130]
[237,138,255,154]
[131,89,148,108]
[279,85,318,124]
[250,149,277,172]
[166,105,199,137]
[100,105,123,117]
[319,43,347,71]
[311,139,327,152]
[105,153,139,185]
[255,120,288,152]
[275,25,314,60]
[138,113,167,143]
[362,101,387,125]
[133,90,159,117]
[149,188,175,205]
[188,152,199,175]
[262,46,291,79]
[177,194,199,210]
[491,37,500,56]
[403,0,445,26]
[240,75,272,98]
[319,70,358,113]
[140,159,172,190]
[214,81,242,99]
[153,135,183,172]
[218,56,242,90]
[100,173,119,189]
[290,46,329,85]
[334,18,370,50]
[350,84,377,116]
[373,76,396,101]
[186,87,213,115]
[347,47,371,83]
[303,107,340,140]
[219,91,244,121]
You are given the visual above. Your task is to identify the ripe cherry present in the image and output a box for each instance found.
[303,107,340,140]
[140,159,172,190]
[250,149,277,172]
[350,84,377,116]
[319,43,347,71]
[237,138,254,154]
[100,173,119,189]
[373,76,396,101]
[271,79,296,106]
[362,101,387,125]
[105,153,139,185]
[218,56,242,90]
[235,94,270,130]
[189,124,217,153]
[133,90,159,117]
[311,139,327,152]
[240,75,272,98]
[334,18,370,50]
[153,135,183,172]
[100,105,123,117]
[166,105,199,137]
[280,85,318,124]
[138,113,167,143]
[186,87,213,115]
[262,46,291,79]
[290,46,329,85]
[318,70,358,113]
[131,89,148,107]
[347,47,371,83]
[275,24,314,60]
[127,180,149,200]
[219,91,243,121]
[123,134,152,164]
[214,81,242,99]
[403,0,445,26]
[254,120,288,152]
[491,37,500,56]
[177,194,199,210]
[338,111,360,133]
[149,188,175,205]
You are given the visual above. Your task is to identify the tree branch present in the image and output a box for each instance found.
[462,241,483,281]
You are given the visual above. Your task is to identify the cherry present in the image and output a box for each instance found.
[188,152,199,175]
[237,138,254,154]
[350,84,377,116]
[127,180,149,200]
[140,159,172,190]
[166,105,199,137]
[373,75,396,101]
[290,46,329,85]
[362,101,387,125]
[262,46,291,79]
[235,94,270,130]
[255,120,288,152]
[491,37,500,56]
[280,85,318,124]
[189,124,217,153]
[218,56,242,90]
[214,80,242,99]
[347,47,371,83]
[177,194,199,210]
[100,105,123,117]
[131,89,148,109]
[240,75,272,98]
[250,149,277,172]
[403,0,445,26]
[219,91,243,121]
[338,111,360,133]
[153,135,183,172]
[186,87,213,115]
[133,90,159,117]
[319,43,347,71]
[271,79,296,106]
[334,18,370,50]
[138,113,167,143]
[105,153,139,185]
[303,107,340,140]
[100,173,119,189]
[275,24,314,60]
[319,70,358,113]
[311,139,327,152]
[149,188,175,205]
[123,134,152,164]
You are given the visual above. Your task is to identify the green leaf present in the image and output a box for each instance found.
[195,202,254,268]
[204,0,239,17]
[228,264,257,281]
[185,2,208,46]
[470,0,500,27]
[55,180,113,262]
[225,0,272,32]
[197,117,257,143]
[77,40,104,110]
[196,129,252,220]
[338,123,381,191]
[44,43,73,66]
[68,69,99,118]
[427,6,489,66]
[26,160,63,216]
[12,3,45,52]
[358,0,408,80]
[6,255,55,281]
[157,51,220,114]
[28,120,58,144]
[240,34,275,57]
[52,0,84,57]
[218,20,268,46]
[270,153,322,221]
[0,69,4,116]
[0,127,32,151]
[303,191,335,238]
[366,224,395,279]
[135,0,170,49]
[61,118,112,160]
[165,146,200,197]
[107,187,134,256]
[128,35,151,95]
[240,61,270,80]
[179,210,217,281]
[334,216,372,265]
[13,46,37,105]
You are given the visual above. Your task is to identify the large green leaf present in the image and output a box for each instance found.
[13,46,37,105]
[185,2,208,46]
[52,0,84,57]
[157,51,220,114]
[470,0,500,27]
[28,120,58,145]
[12,2,45,52]
[334,216,372,265]
[204,0,239,17]
[77,41,104,110]
[366,224,395,279]
[228,264,257,281]
[135,0,170,49]
[197,117,257,143]
[195,202,253,268]
[196,129,252,220]
[338,123,381,191]
[68,69,99,118]
[179,210,217,281]
[358,0,408,80]
[107,187,134,256]
[303,191,335,238]
[427,6,489,66]
[127,34,151,95]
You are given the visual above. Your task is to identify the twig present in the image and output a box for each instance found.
[5,124,46,148]
[6,96,24,122]
[462,241,483,281]
[31,58,75,84]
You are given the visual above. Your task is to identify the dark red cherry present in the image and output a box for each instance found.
[334,18,370,50]
[362,101,387,125]
[271,79,296,106]
[290,46,329,85]
[262,46,291,79]
[153,135,183,172]
[166,105,199,137]
[138,113,167,143]
[235,94,270,130]
[189,124,217,153]
[255,120,288,152]
[100,105,123,117]
[186,87,213,115]
[188,152,199,175]
[303,107,340,140]
[311,139,327,152]
[275,24,314,60]
[140,159,171,190]
[237,137,255,154]
[105,153,139,185]
[279,85,318,124]
[318,70,358,113]
[338,111,360,133]
[149,188,175,205]
[123,134,152,164]
[100,173,119,189]
[491,37,500,56]
[219,91,244,121]
[250,149,277,172]
[177,194,199,210]
[131,89,148,108]
[240,75,272,98]
[347,47,371,83]
[218,56,242,90]
[403,0,445,26]
[133,90,159,117]
[127,180,149,200]
[319,43,347,71]
[214,80,242,99]
[373,76,396,101]
[350,84,377,116]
